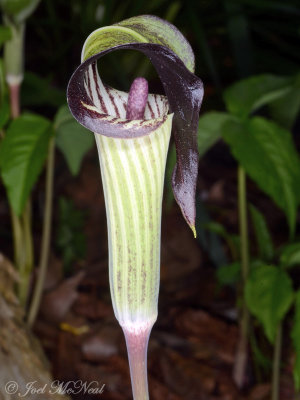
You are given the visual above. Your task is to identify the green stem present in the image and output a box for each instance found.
[18,201,34,306]
[27,138,55,327]
[4,18,34,307]
[10,209,24,269]
[3,17,25,81]
[233,165,250,387]
[238,166,250,283]
[272,324,282,400]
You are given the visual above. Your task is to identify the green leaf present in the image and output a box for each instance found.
[249,204,274,261]
[245,265,294,343]
[224,74,294,118]
[249,332,272,372]
[22,72,65,108]
[0,113,52,215]
[54,105,94,176]
[0,57,6,102]
[203,221,227,237]
[217,262,241,286]
[224,0,254,78]
[0,58,9,129]
[195,199,228,268]
[197,112,233,157]
[204,221,240,260]
[0,0,41,22]
[269,73,300,130]
[292,290,300,391]
[280,243,300,269]
[0,25,12,46]
[0,95,10,129]
[222,117,300,236]
[56,196,86,275]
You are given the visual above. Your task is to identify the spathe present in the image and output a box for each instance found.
[67,17,203,232]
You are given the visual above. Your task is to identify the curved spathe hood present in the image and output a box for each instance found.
[67,15,204,233]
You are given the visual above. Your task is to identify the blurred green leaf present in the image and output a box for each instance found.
[0,95,10,129]
[56,196,86,275]
[204,221,227,237]
[249,204,274,261]
[222,117,300,236]
[224,74,294,118]
[165,1,181,22]
[225,0,254,78]
[280,243,300,269]
[187,4,221,93]
[197,112,234,157]
[0,25,12,46]
[54,105,94,176]
[0,58,9,129]
[0,0,41,23]
[0,113,52,215]
[196,198,228,268]
[22,72,65,108]
[245,264,294,343]
[249,331,272,373]
[292,290,300,391]
[0,57,6,102]
[217,262,241,286]
[269,73,300,129]
[204,221,239,261]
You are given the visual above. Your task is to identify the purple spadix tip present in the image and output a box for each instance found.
[126,77,149,120]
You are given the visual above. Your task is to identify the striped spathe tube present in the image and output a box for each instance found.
[93,81,172,329]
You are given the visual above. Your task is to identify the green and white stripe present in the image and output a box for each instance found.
[95,116,172,327]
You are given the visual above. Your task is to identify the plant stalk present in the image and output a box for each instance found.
[272,324,282,400]
[5,17,35,307]
[6,52,23,268]
[233,165,250,387]
[4,18,25,82]
[18,201,34,306]
[123,322,153,400]
[8,81,21,118]
[238,166,250,284]
[27,138,55,327]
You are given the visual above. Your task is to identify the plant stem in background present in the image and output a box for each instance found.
[4,18,25,83]
[4,16,35,306]
[8,81,21,118]
[27,137,55,327]
[18,201,34,305]
[7,79,34,306]
[233,165,250,387]
[272,324,282,400]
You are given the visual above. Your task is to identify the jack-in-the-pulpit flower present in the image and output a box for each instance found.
[67,15,203,400]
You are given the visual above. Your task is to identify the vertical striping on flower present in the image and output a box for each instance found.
[95,113,172,325]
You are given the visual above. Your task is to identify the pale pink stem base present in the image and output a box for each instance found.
[8,83,21,119]
[122,322,154,400]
